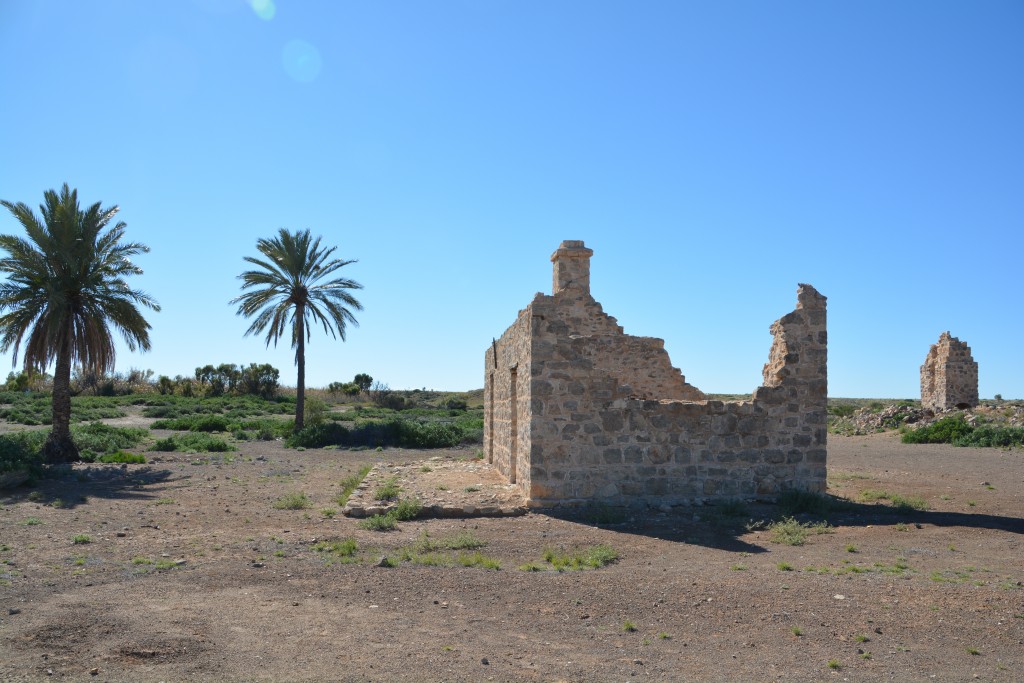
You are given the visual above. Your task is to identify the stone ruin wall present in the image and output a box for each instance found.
[484,308,532,492]
[920,332,979,411]
[485,241,828,506]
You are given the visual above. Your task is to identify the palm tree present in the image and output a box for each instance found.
[231,228,363,430]
[0,184,160,464]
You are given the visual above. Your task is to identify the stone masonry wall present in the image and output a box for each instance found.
[525,284,827,505]
[483,306,532,494]
[484,241,828,507]
[921,332,979,411]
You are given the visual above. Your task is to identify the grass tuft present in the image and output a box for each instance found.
[272,492,311,510]
[767,517,833,546]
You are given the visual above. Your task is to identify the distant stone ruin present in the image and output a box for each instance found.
[921,332,978,411]
[483,240,828,507]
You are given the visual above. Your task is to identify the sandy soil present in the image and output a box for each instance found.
[1,429,1022,682]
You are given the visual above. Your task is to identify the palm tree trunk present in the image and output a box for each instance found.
[42,342,79,464]
[295,307,305,431]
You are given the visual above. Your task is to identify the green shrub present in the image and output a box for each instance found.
[0,431,46,476]
[954,425,1024,448]
[151,414,231,432]
[71,423,148,453]
[358,512,398,531]
[149,433,233,453]
[768,517,833,546]
[901,416,974,444]
[374,477,401,501]
[287,416,476,449]
[303,397,329,427]
[392,498,423,521]
[287,422,350,448]
[1,424,146,475]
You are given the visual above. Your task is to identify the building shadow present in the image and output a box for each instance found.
[541,493,1023,554]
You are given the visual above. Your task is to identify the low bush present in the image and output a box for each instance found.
[902,415,1024,448]
[150,433,233,453]
[374,477,401,501]
[954,425,1024,448]
[72,423,148,454]
[0,395,127,425]
[151,414,230,432]
[0,432,46,479]
[901,416,974,444]
[287,417,476,449]
[392,497,423,521]
[358,513,399,531]
[767,517,833,546]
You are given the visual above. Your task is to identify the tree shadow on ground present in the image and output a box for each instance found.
[543,493,1023,554]
[0,465,178,509]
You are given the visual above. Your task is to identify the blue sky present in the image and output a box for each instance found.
[1,0,1021,398]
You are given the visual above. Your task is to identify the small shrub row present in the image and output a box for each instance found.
[151,433,233,453]
[140,395,294,420]
[287,417,478,449]
[0,395,127,426]
[901,416,1024,447]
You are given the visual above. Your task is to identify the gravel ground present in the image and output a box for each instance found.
[1,428,1022,682]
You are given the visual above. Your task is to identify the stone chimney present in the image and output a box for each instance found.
[551,240,593,295]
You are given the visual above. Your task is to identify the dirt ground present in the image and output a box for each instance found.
[1,427,1022,682]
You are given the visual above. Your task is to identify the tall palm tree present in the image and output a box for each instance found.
[0,184,160,464]
[231,228,363,430]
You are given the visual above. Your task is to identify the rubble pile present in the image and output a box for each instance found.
[830,402,1024,436]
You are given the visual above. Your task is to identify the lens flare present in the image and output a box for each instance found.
[248,0,275,20]
[282,39,322,83]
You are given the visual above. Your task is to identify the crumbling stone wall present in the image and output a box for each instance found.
[921,332,978,411]
[484,240,828,506]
